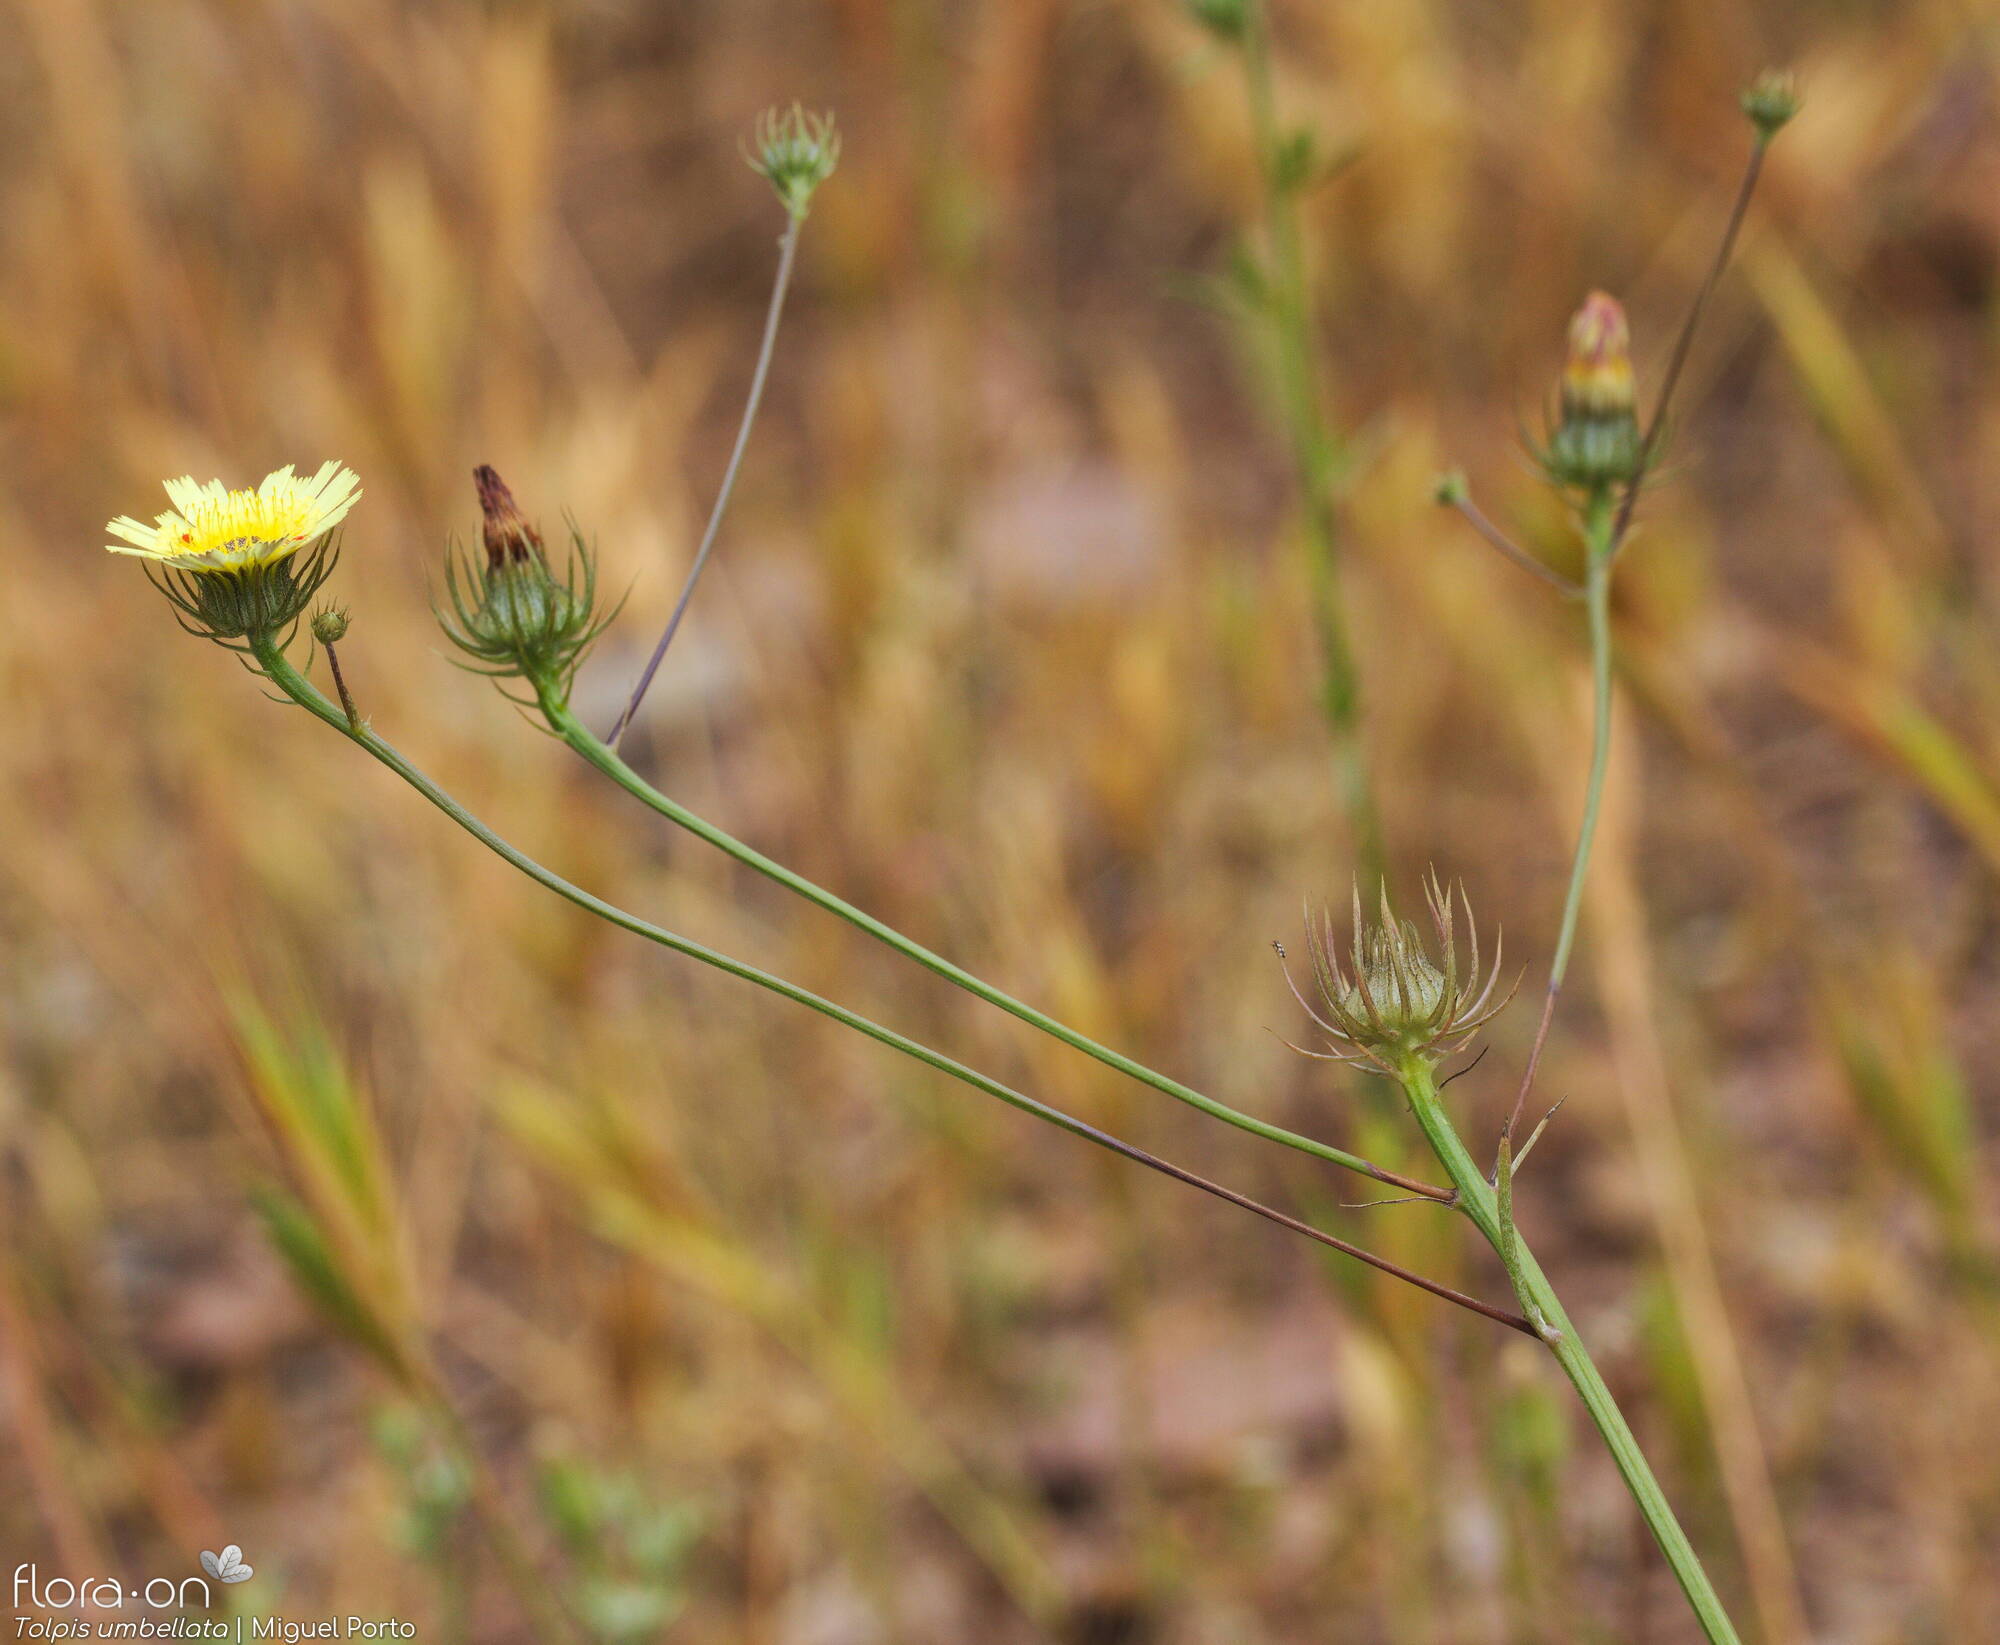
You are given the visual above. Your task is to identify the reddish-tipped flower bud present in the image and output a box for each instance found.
[474,464,543,568]
[1561,292,1636,421]
[1541,292,1643,494]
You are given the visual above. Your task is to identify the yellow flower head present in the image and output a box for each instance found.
[106,462,361,573]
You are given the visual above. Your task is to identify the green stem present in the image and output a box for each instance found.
[249,635,1526,1330]
[1398,1059,1745,1645]
[1509,490,1616,1132]
[1239,0,1380,875]
[1553,496,1616,986]
[541,692,1449,1201]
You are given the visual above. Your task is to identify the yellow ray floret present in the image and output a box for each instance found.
[106,462,362,572]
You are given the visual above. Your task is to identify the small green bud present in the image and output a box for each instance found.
[1433,469,1469,508]
[311,605,350,645]
[1740,70,1799,142]
[1183,0,1248,40]
[747,105,840,218]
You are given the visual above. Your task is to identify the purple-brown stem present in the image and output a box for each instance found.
[324,640,361,732]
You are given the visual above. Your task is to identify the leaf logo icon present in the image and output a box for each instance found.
[200,1546,254,1584]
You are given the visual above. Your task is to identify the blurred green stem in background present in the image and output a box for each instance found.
[541,691,1450,1199]
[1398,1056,1746,1645]
[248,632,1533,1337]
[1236,0,1382,876]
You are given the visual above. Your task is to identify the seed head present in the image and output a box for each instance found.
[1741,70,1799,143]
[747,105,840,218]
[1540,292,1643,494]
[1280,875,1515,1073]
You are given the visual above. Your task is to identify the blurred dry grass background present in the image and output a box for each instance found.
[4,0,2000,1640]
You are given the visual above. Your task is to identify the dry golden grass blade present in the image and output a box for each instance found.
[493,1077,1069,1632]
[1582,699,1811,1645]
[1741,239,1950,575]
[1766,627,2000,883]
[0,1237,113,1579]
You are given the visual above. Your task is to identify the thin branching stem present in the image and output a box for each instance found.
[323,638,362,731]
[545,693,1452,1200]
[608,211,805,745]
[1611,137,1769,555]
[249,636,1531,1331]
[1444,487,1583,597]
[1508,491,1615,1137]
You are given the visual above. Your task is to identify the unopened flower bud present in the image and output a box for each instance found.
[438,466,617,704]
[474,463,542,568]
[747,105,840,218]
[1541,292,1643,493]
[1741,70,1799,142]
[311,606,351,645]
[1561,292,1636,421]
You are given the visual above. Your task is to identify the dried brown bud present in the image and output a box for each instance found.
[440,468,615,705]
[474,464,543,568]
